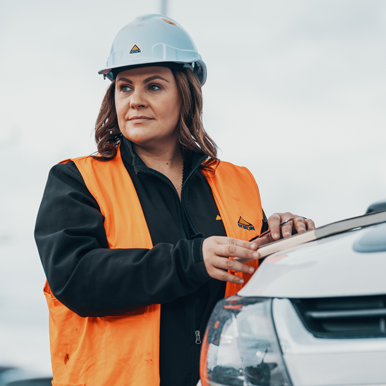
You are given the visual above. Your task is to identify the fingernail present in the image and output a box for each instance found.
[239,279,244,284]
[284,232,291,237]
[250,243,257,249]
[253,252,259,258]
[249,267,254,273]
[298,227,305,232]
[273,233,279,239]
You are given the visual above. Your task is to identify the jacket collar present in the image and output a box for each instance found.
[121,137,207,177]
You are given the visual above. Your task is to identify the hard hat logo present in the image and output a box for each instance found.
[129,45,141,55]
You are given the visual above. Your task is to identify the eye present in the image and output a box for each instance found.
[149,84,161,92]
[120,84,132,92]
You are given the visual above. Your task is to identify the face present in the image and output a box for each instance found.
[115,66,182,152]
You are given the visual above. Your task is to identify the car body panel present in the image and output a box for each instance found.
[239,223,386,299]
[273,298,386,385]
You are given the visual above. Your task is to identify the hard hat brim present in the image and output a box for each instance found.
[98,60,207,86]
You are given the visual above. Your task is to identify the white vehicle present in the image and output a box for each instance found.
[200,202,386,386]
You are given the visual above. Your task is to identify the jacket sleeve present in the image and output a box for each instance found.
[34,162,210,317]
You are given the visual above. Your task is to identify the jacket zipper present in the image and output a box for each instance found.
[195,330,201,344]
[185,294,200,386]
[135,165,189,238]
[137,155,207,386]
[180,156,207,236]
[198,281,214,333]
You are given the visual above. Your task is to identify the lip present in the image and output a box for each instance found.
[128,116,154,122]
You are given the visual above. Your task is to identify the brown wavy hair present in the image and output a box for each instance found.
[93,67,218,166]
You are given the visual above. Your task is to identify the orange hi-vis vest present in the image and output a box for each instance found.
[44,146,263,386]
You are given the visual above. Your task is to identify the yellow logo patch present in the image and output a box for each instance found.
[216,215,222,220]
[238,217,255,231]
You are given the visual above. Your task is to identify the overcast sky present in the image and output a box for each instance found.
[1,0,385,375]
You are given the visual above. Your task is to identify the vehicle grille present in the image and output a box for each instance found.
[291,295,386,339]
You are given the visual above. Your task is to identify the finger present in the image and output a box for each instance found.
[215,257,255,275]
[281,221,293,238]
[210,268,245,284]
[253,233,275,248]
[267,213,282,240]
[216,243,260,260]
[305,218,315,229]
[276,212,293,238]
[216,237,258,250]
[293,216,307,234]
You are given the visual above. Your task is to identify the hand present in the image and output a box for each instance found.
[254,212,315,248]
[202,236,259,284]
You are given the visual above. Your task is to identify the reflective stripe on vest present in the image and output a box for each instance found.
[44,145,263,386]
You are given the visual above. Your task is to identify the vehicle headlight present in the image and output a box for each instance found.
[200,296,292,386]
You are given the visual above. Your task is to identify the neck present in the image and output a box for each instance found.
[132,142,183,176]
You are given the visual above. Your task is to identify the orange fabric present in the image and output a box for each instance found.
[45,146,263,385]
[203,162,263,297]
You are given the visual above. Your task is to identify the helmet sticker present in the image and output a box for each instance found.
[129,44,142,55]
[162,18,176,25]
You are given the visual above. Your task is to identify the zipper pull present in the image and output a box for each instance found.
[195,330,201,345]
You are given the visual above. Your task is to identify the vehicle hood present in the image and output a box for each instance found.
[239,222,386,298]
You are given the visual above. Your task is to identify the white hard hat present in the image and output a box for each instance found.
[98,14,207,85]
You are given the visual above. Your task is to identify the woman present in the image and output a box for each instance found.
[35,14,314,386]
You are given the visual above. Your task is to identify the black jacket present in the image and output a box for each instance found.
[35,138,267,386]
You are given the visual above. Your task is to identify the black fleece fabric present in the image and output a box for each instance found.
[35,138,267,386]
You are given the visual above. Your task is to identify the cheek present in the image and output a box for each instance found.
[159,94,181,126]
[115,99,126,126]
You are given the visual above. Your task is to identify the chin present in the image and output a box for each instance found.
[121,126,179,150]
[121,127,151,143]
[121,132,157,149]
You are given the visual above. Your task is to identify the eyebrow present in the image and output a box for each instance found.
[116,75,170,84]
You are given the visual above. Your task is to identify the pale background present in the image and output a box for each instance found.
[1,0,385,376]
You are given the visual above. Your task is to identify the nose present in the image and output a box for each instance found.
[129,88,147,109]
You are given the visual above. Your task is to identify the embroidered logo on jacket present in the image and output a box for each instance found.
[216,215,222,220]
[238,216,255,230]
